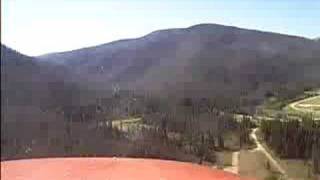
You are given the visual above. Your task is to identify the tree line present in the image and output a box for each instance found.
[1,90,254,165]
[260,115,320,174]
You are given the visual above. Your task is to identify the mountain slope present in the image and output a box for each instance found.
[1,45,79,122]
[38,24,320,104]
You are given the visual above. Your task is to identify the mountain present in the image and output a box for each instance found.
[38,24,320,104]
[1,45,79,123]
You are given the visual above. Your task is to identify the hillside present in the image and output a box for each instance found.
[38,24,320,105]
[1,45,78,123]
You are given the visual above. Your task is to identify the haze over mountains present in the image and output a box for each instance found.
[2,23,320,122]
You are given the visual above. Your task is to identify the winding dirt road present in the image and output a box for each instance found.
[250,128,288,179]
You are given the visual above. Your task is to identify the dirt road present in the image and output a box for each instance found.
[250,128,288,179]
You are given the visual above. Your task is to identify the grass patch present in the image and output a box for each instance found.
[284,96,320,119]
[259,96,320,120]
[111,118,143,131]
[112,118,142,126]
[300,96,320,105]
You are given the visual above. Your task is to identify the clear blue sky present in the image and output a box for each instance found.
[2,0,319,56]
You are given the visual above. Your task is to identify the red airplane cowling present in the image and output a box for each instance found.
[1,157,255,180]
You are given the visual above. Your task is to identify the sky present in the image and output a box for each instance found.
[2,0,320,56]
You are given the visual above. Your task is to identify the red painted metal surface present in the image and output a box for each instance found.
[1,158,254,180]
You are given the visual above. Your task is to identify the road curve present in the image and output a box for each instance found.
[289,95,320,113]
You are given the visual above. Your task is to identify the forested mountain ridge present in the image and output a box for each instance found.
[2,23,320,120]
[38,24,320,105]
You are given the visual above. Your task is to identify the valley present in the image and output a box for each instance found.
[1,23,320,180]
